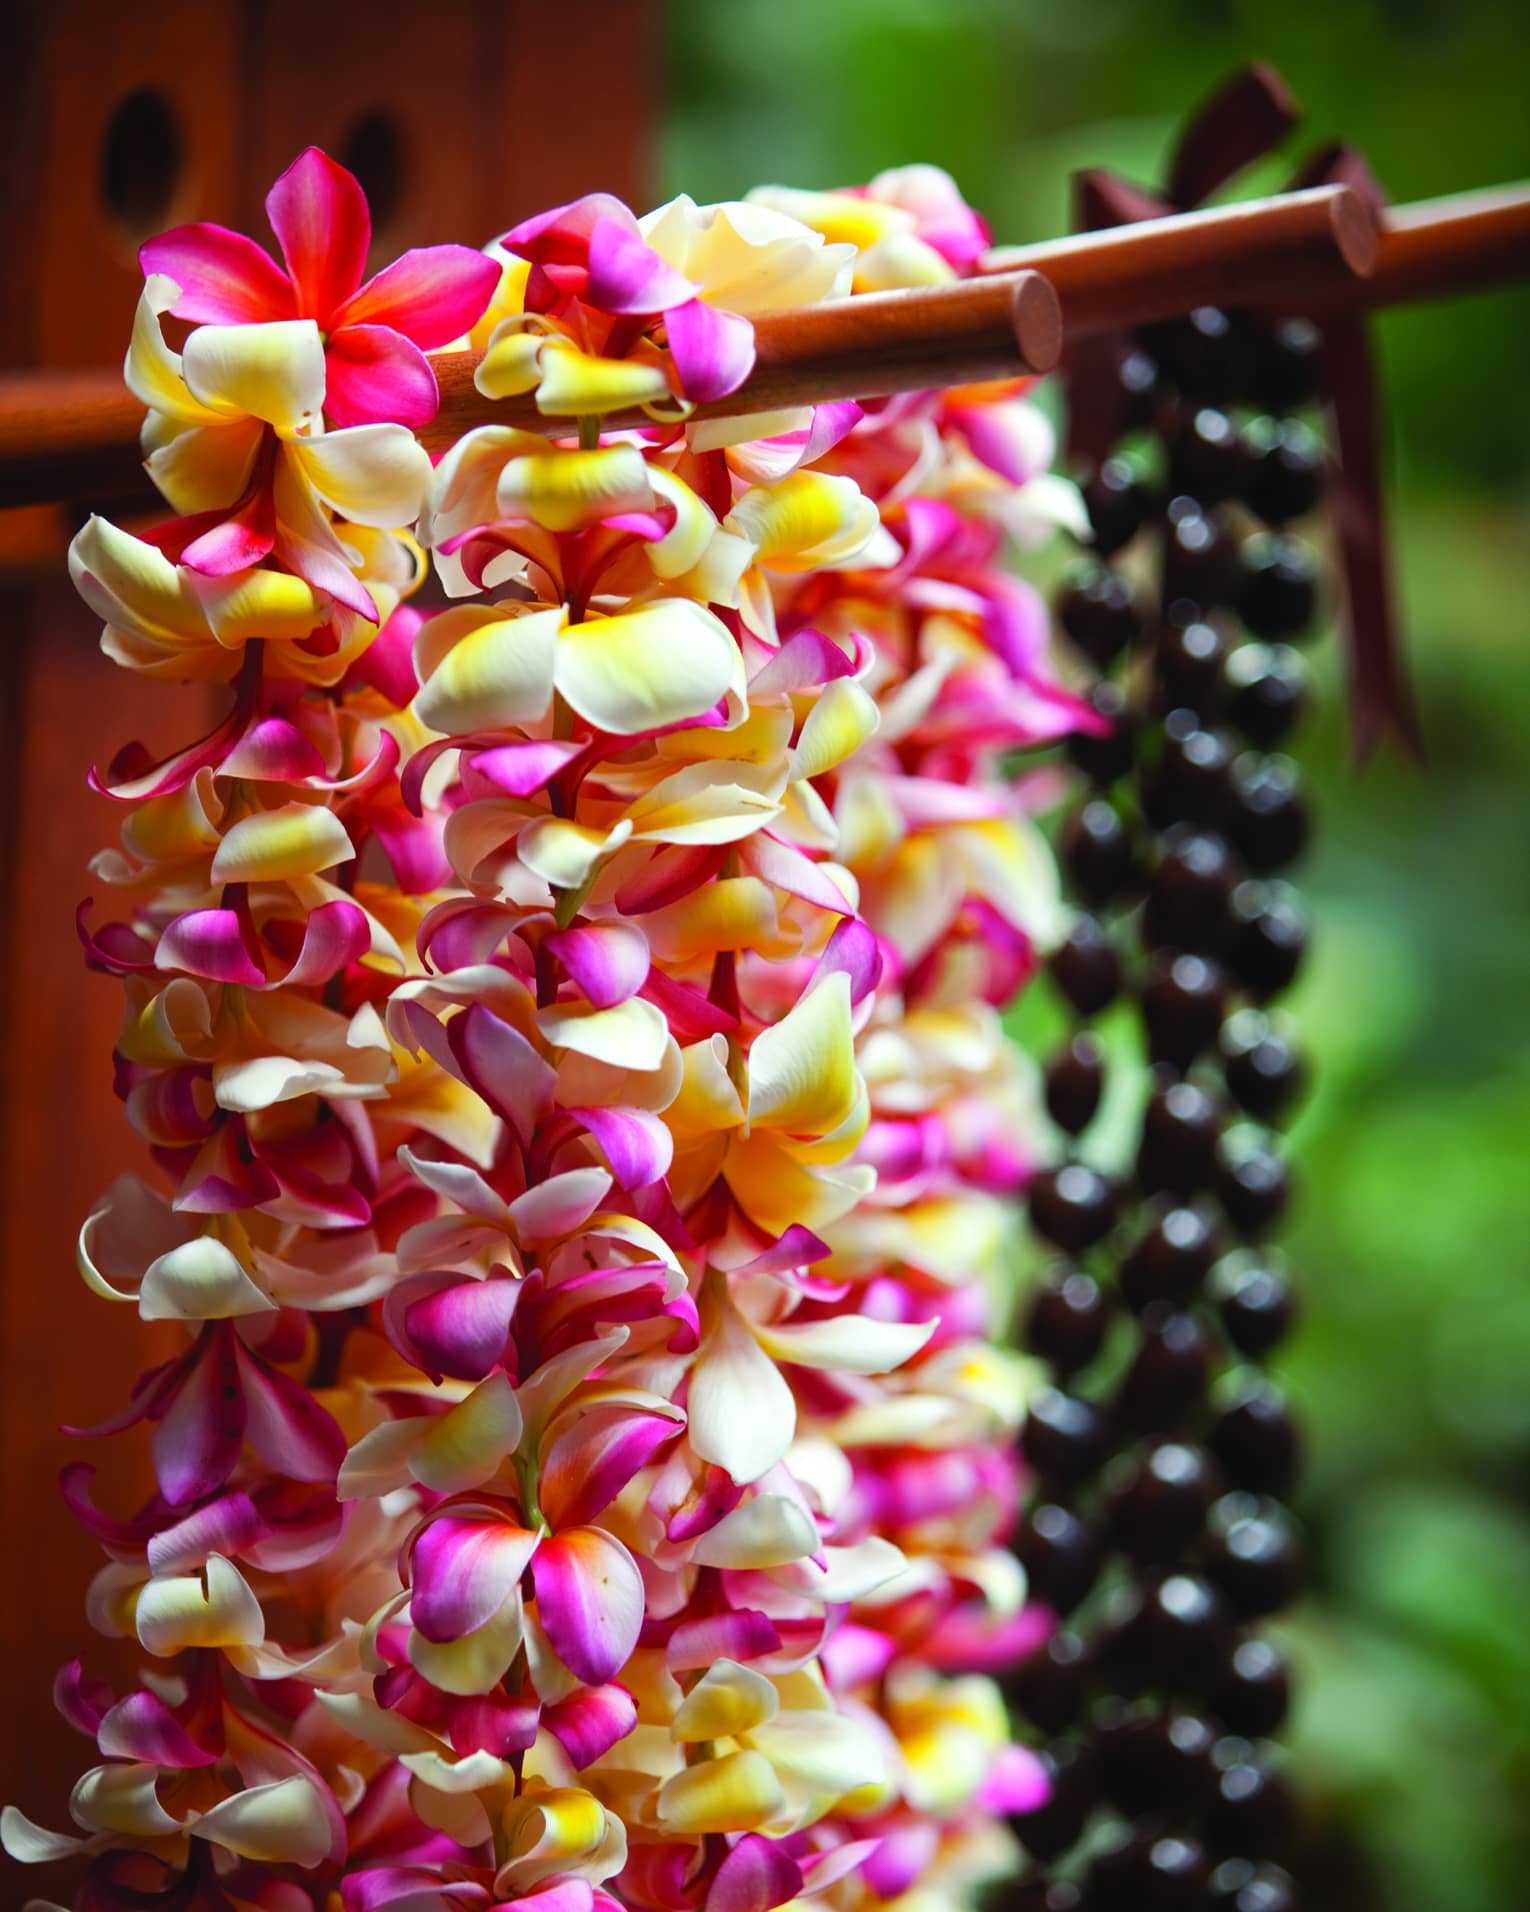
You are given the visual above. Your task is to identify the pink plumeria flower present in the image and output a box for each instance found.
[142,147,501,428]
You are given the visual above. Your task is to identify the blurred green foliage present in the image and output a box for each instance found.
[664,6,1530,1905]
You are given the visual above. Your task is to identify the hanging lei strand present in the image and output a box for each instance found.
[1008,299,1323,1910]
[3,157,1096,1912]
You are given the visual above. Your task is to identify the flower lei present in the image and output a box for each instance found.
[4,151,1099,1912]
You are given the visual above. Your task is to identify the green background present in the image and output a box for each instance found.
[664,6,1530,1906]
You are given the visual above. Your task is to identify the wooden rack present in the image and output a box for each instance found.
[0,181,1525,513]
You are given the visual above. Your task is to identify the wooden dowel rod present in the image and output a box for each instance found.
[0,371,143,512]
[421,269,1062,451]
[1,183,1525,512]
[984,185,1377,330]
[1317,183,1530,310]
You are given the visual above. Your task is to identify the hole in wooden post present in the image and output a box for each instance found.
[339,113,406,240]
[99,89,182,240]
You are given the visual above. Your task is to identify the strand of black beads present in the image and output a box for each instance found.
[1008,308,1320,1912]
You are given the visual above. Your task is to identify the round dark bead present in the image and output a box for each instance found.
[1238,535,1319,642]
[1213,1253,1296,1357]
[1120,1204,1221,1312]
[1095,1705,1216,1815]
[1059,565,1148,669]
[1108,1441,1217,1562]
[1169,407,1245,507]
[1221,644,1309,747]
[1142,953,1229,1069]
[1118,1308,1211,1435]
[1207,1383,1300,1496]
[1086,1829,1212,1912]
[1094,1584,1155,1695]
[1137,1079,1223,1197]
[1066,680,1138,785]
[1220,1011,1306,1124]
[1224,755,1309,873]
[1046,1032,1107,1135]
[1249,316,1322,412]
[1061,800,1137,907]
[1209,1639,1291,1738]
[1227,881,1309,998]
[1145,1572,1231,1686]
[1016,1503,1103,1616]
[1144,710,1237,830]
[1118,346,1161,428]
[1024,1269,1110,1373]
[1022,1387,1109,1490]
[1030,1163,1117,1253]
[1085,456,1153,557]
[1203,1495,1303,1619]
[1244,418,1324,525]
[1011,1738,1097,1861]
[1144,831,1239,953]
[995,1882,1083,1912]
[1214,1136,1291,1239]
[1050,916,1123,1018]
[1208,1859,1296,1912]
[1155,616,1229,711]
[1205,1754,1295,1857]
[1163,499,1240,611]
[1008,1629,1091,1734]
[1155,305,1250,404]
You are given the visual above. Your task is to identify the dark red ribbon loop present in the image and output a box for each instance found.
[1063,65,1420,758]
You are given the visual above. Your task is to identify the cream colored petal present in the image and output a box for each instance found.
[181,319,325,430]
[555,600,745,736]
[292,425,433,528]
[413,603,563,736]
[137,1554,265,1656]
[210,803,355,883]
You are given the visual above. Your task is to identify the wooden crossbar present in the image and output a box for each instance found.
[0,183,1525,514]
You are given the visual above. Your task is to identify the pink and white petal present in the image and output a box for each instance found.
[395,1275,521,1383]
[235,1341,347,1485]
[586,216,696,314]
[147,1491,267,1575]
[266,147,370,325]
[529,1526,644,1686]
[156,908,266,986]
[687,1297,796,1486]
[410,1513,539,1644]
[979,1741,1052,1814]
[97,1690,217,1768]
[447,1002,558,1145]
[334,246,504,347]
[178,487,278,577]
[812,914,882,1005]
[543,1683,638,1769]
[748,628,858,698]
[140,223,296,324]
[271,446,380,619]
[664,297,755,404]
[543,921,650,1009]
[153,1328,243,1504]
[568,1105,673,1191]
[505,1165,612,1243]
[686,1493,820,1571]
[276,899,371,989]
[707,1832,803,1912]
[538,1401,683,1530]
[325,325,440,429]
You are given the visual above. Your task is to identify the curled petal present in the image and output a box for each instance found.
[664,297,755,403]
[410,1513,539,1644]
[136,1552,265,1656]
